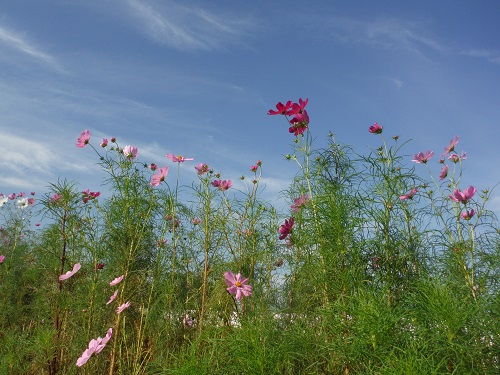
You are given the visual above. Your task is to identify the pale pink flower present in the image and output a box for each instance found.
[76,328,112,367]
[51,194,62,203]
[195,163,209,175]
[117,302,131,314]
[291,194,310,213]
[443,135,459,155]
[76,130,91,148]
[400,188,418,201]
[19,192,26,197]
[110,275,124,286]
[449,186,477,204]
[59,263,81,281]
[368,123,383,134]
[166,154,194,163]
[123,145,138,159]
[224,270,252,300]
[448,151,467,163]
[461,209,476,220]
[212,180,232,191]
[191,218,202,225]
[106,290,118,305]
[150,167,169,186]
[412,150,434,164]
[0,255,5,263]
[439,165,449,180]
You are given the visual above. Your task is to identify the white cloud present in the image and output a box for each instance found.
[124,0,256,50]
[459,49,500,65]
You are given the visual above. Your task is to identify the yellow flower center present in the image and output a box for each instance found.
[235,281,242,287]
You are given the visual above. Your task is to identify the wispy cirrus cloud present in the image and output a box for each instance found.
[459,49,500,65]
[0,25,63,71]
[124,0,256,50]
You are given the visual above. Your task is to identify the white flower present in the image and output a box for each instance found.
[16,197,28,209]
[0,195,7,207]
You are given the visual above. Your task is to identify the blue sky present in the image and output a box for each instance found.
[1,0,499,214]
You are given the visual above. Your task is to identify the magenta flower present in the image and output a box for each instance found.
[279,217,295,240]
[106,290,118,305]
[100,138,108,147]
[166,154,194,163]
[443,135,459,155]
[27,198,35,206]
[150,166,169,186]
[59,263,81,281]
[117,302,131,314]
[110,275,124,286]
[461,209,476,220]
[439,164,449,180]
[449,186,477,204]
[8,193,16,200]
[268,100,292,115]
[123,145,138,159]
[212,179,232,191]
[291,194,310,213]
[288,110,310,136]
[251,165,258,172]
[195,163,209,175]
[224,270,252,300]
[19,192,26,197]
[289,98,309,115]
[448,151,467,163]
[412,150,434,164]
[0,255,5,263]
[400,188,418,201]
[76,328,112,367]
[82,190,100,204]
[76,130,91,148]
[368,123,383,134]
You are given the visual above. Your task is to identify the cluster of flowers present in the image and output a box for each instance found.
[0,191,35,209]
[268,98,310,136]
[278,194,311,242]
[369,126,477,220]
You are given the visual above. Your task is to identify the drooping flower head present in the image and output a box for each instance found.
[224,270,252,300]
[290,194,310,213]
[461,209,476,220]
[106,290,118,305]
[279,217,295,240]
[449,186,477,204]
[439,164,449,180]
[76,130,91,148]
[443,135,459,155]
[368,123,383,134]
[150,167,169,186]
[123,145,138,159]
[412,150,434,164]
[400,188,418,201]
[59,263,81,281]
[166,154,194,163]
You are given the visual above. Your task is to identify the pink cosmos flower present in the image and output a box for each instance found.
[448,151,467,163]
[31,192,35,196]
[291,194,310,213]
[106,290,118,305]
[117,302,131,314]
[412,150,434,164]
[150,167,169,186]
[368,123,383,134]
[400,188,418,201]
[100,138,108,147]
[51,194,62,203]
[443,135,459,155]
[224,270,252,300]
[195,163,209,175]
[27,198,35,206]
[268,100,292,115]
[110,275,124,286]
[166,154,194,163]
[8,193,16,200]
[123,145,138,159]
[59,263,81,281]
[461,209,476,220]
[449,186,477,204]
[212,180,232,191]
[439,165,449,180]
[19,192,26,197]
[0,255,5,263]
[76,328,112,367]
[251,165,258,172]
[256,160,262,166]
[279,217,295,240]
[191,218,202,225]
[82,190,100,203]
[76,130,91,148]
[149,163,158,171]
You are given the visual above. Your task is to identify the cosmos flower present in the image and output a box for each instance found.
[443,135,459,155]
[450,186,477,204]
[117,302,131,314]
[195,163,209,175]
[106,290,118,305]
[268,100,292,115]
[439,164,449,180]
[368,123,383,134]
[76,328,112,367]
[400,188,418,201]
[290,194,309,213]
[412,150,434,164]
[110,275,124,286]
[461,209,476,220]
[123,145,138,159]
[279,217,295,240]
[59,263,81,281]
[224,270,252,300]
[150,167,169,186]
[76,130,91,148]
[166,154,194,163]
